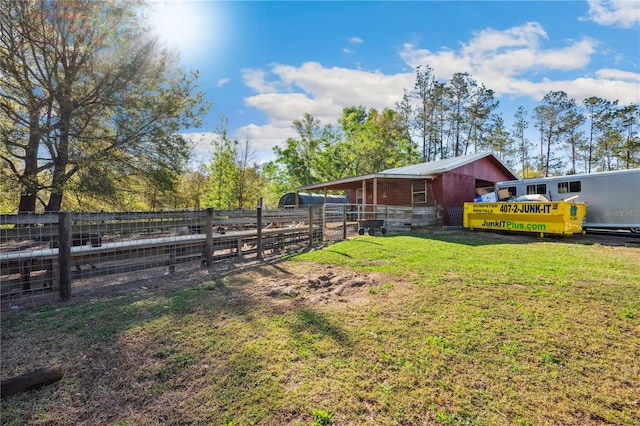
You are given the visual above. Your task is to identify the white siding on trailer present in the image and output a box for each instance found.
[496,169,640,230]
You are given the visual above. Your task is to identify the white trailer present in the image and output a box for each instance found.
[495,168,640,233]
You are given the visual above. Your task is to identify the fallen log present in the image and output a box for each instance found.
[1,366,63,399]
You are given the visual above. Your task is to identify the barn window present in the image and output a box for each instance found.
[526,184,546,195]
[412,180,427,206]
[356,189,363,205]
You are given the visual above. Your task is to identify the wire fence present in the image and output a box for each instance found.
[1,204,441,307]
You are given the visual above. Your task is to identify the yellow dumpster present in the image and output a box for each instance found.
[463,201,587,237]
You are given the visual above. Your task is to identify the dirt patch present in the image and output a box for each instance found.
[225,262,390,307]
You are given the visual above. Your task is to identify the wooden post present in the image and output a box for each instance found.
[256,198,263,260]
[308,206,314,246]
[58,212,72,301]
[342,205,347,240]
[205,208,213,268]
[236,237,243,258]
[373,177,378,206]
[20,260,32,292]
[169,245,176,273]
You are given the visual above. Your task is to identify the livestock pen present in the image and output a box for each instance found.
[1,204,441,307]
[1,207,323,307]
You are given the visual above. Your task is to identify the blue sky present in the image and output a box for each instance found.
[147,0,640,165]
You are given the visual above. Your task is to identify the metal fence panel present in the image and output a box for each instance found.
[1,208,322,307]
[2,204,442,306]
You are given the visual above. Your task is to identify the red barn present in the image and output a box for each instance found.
[295,152,519,226]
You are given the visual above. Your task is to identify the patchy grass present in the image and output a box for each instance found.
[1,230,639,425]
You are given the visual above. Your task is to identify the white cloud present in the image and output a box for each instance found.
[269,62,412,110]
[181,132,214,152]
[400,22,598,82]
[236,63,414,157]
[343,48,354,54]
[242,68,283,93]
[179,132,215,165]
[235,22,639,160]
[244,92,342,127]
[240,63,414,123]
[234,123,297,152]
[532,39,597,70]
[180,128,287,165]
[395,22,638,105]
[582,0,640,28]
[399,44,470,78]
[466,22,548,53]
[216,77,230,87]
[508,76,640,104]
[349,36,363,44]
[595,68,640,81]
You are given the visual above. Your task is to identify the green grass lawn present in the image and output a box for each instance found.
[2,230,639,425]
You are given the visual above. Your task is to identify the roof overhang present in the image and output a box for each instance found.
[297,173,436,192]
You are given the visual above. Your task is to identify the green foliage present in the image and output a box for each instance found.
[310,408,334,426]
[260,161,293,207]
[620,308,635,319]
[202,115,268,209]
[540,352,563,365]
[534,91,574,176]
[0,168,19,214]
[338,106,415,175]
[272,113,338,188]
[271,107,416,190]
[0,0,209,212]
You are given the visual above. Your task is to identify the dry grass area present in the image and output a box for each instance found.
[1,230,639,425]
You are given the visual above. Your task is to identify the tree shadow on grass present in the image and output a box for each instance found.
[393,229,554,247]
[1,265,355,424]
[386,229,608,247]
[291,308,351,346]
[397,228,639,248]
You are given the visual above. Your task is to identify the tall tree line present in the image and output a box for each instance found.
[399,66,502,162]
[398,68,639,176]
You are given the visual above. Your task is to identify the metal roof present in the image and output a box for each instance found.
[297,152,516,191]
[379,152,496,175]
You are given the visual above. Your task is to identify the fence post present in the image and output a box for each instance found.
[342,205,347,240]
[58,212,71,301]
[20,260,32,291]
[168,246,176,273]
[308,206,314,247]
[205,208,213,268]
[256,199,263,260]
